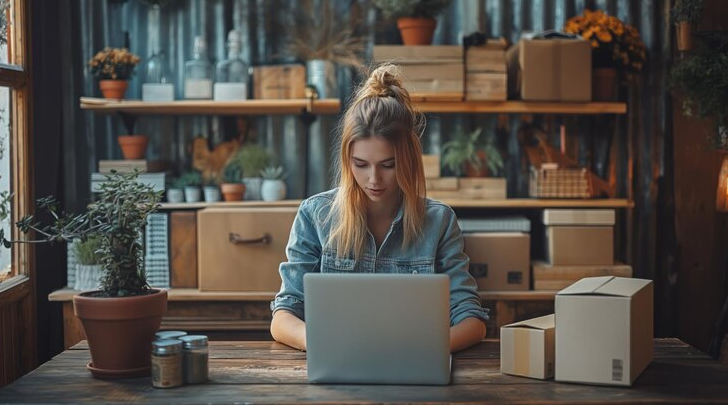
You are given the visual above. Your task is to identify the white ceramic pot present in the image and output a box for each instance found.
[184,186,201,203]
[74,264,103,291]
[261,179,287,201]
[166,188,184,203]
[203,186,221,202]
[243,177,263,200]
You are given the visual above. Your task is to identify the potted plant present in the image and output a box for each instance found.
[670,0,705,52]
[220,161,246,202]
[441,128,504,177]
[165,177,186,203]
[72,236,104,291]
[563,9,646,100]
[1,170,165,379]
[670,32,728,150]
[202,176,222,203]
[260,165,288,201]
[87,47,141,100]
[176,170,203,203]
[372,0,452,45]
[234,144,269,200]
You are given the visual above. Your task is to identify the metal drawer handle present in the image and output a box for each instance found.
[229,233,271,245]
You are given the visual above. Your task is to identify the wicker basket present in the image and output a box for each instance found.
[529,166,591,198]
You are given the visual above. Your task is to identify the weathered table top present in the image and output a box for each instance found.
[0,338,727,404]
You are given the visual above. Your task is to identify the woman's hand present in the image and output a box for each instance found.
[270,310,308,351]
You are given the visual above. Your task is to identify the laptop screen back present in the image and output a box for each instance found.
[303,273,451,385]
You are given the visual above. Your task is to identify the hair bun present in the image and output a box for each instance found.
[366,64,404,98]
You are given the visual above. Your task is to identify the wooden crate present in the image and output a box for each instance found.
[422,154,441,178]
[252,64,306,99]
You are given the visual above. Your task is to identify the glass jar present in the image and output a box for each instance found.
[179,335,209,384]
[151,339,183,388]
[155,330,187,340]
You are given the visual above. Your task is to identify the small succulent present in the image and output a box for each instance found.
[175,171,203,188]
[260,165,288,180]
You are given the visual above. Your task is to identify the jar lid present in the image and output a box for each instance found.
[178,335,208,349]
[152,339,183,355]
[155,330,187,340]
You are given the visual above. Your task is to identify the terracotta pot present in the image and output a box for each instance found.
[73,289,168,379]
[591,68,618,101]
[99,80,129,100]
[396,17,437,45]
[676,22,695,52]
[221,183,246,201]
[117,135,149,160]
[464,150,490,177]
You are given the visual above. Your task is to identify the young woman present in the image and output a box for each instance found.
[270,65,489,352]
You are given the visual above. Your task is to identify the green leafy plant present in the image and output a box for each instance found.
[234,144,270,178]
[670,0,705,23]
[260,165,288,180]
[441,128,503,177]
[73,236,102,266]
[372,0,451,19]
[1,171,163,297]
[223,161,243,183]
[670,32,728,148]
[175,171,203,188]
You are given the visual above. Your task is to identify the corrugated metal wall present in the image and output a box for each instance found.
[60,0,672,329]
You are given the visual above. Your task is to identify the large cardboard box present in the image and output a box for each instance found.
[463,232,530,291]
[532,261,633,291]
[507,38,591,101]
[555,277,653,386]
[198,207,297,291]
[501,314,555,379]
[546,226,613,265]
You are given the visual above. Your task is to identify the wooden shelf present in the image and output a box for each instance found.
[159,198,632,210]
[79,97,342,115]
[48,288,555,302]
[413,100,627,114]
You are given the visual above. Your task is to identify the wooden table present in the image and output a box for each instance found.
[1,339,727,404]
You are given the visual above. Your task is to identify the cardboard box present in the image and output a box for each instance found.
[198,207,297,291]
[546,226,613,265]
[555,277,653,386]
[252,64,306,99]
[532,261,633,291]
[501,314,555,379]
[426,177,458,191]
[507,38,591,101]
[422,154,441,178]
[463,232,530,291]
[543,209,616,226]
[465,73,507,101]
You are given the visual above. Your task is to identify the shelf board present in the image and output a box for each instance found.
[159,198,632,210]
[49,288,555,302]
[413,100,627,114]
[79,97,341,115]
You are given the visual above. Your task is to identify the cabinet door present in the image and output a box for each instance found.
[198,207,297,292]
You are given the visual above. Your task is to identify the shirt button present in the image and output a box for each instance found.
[412,270,418,274]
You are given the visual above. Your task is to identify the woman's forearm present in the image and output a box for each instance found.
[450,317,487,352]
[270,310,307,351]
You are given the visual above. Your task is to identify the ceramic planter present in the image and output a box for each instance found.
[99,79,129,99]
[73,289,168,379]
[117,135,149,160]
[221,183,245,201]
[203,186,221,202]
[184,186,201,203]
[396,17,437,45]
[261,179,287,201]
[166,188,184,203]
[243,177,263,200]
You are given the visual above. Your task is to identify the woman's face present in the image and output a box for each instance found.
[350,136,400,205]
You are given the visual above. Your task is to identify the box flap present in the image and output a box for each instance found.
[503,314,554,330]
[594,277,652,297]
[557,276,614,295]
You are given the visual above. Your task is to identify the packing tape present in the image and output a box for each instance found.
[514,328,530,376]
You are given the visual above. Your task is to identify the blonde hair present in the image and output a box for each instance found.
[327,65,426,258]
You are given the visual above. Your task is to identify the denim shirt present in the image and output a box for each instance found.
[271,188,490,326]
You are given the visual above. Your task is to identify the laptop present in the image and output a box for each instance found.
[303,273,451,385]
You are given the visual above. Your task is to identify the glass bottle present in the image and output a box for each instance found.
[151,339,183,388]
[184,36,213,99]
[142,4,175,101]
[179,335,209,384]
[214,29,249,101]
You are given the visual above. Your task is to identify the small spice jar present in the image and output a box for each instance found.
[179,335,209,384]
[155,330,187,340]
[151,339,183,388]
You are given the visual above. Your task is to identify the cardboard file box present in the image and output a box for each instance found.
[555,276,653,386]
[197,207,297,292]
[546,226,613,265]
[463,232,530,291]
[501,314,555,379]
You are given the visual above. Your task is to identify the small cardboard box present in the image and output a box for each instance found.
[463,232,530,291]
[422,154,441,178]
[532,261,633,291]
[501,314,555,379]
[546,226,613,265]
[555,276,654,386]
[507,38,591,101]
[543,209,616,226]
[252,64,306,99]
